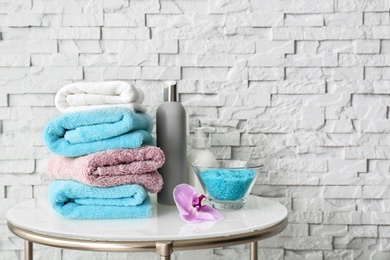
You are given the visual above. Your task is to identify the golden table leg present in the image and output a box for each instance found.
[250,241,258,260]
[156,241,173,260]
[25,240,33,260]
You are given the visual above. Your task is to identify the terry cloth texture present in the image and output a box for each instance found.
[55,81,146,113]
[46,146,165,193]
[43,108,154,157]
[48,180,152,219]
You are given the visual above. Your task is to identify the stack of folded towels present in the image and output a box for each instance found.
[42,81,164,219]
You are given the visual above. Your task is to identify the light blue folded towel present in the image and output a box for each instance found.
[49,180,152,219]
[43,108,154,157]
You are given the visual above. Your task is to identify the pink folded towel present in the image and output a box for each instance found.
[46,146,165,193]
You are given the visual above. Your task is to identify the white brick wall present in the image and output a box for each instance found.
[1,0,390,259]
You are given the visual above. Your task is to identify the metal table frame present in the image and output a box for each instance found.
[8,218,287,260]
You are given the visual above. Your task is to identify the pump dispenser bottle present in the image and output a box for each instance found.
[187,127,217,193]
[156,81,187,205]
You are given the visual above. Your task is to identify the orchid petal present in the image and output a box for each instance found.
[180,211,202,223]
[173,184,224,223]
[195,205,224,221]
[173,184,197,216]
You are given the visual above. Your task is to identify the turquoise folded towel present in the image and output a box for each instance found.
[49,180,152,219]
[43,108,154,157]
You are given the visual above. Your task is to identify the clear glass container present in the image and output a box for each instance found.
[192,160,263,210]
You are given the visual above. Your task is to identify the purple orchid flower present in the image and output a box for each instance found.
[173,184,223,223]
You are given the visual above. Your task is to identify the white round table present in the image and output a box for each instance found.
[6,195,288,260]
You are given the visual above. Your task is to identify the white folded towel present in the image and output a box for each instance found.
[55,81,146,113]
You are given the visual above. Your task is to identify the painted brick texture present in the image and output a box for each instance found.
[1,0,390,259]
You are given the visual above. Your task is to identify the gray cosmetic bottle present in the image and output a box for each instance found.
[156,81,187,205]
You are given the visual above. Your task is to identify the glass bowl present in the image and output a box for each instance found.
[192,160,263,210]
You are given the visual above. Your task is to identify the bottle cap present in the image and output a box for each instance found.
[192,127,212,148]
[165,81,177,102]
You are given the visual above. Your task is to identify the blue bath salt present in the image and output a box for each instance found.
[199,169,256,201]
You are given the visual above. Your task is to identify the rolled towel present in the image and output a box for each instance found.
[46,146,165,193]
[49,180,151,219]
[43,108,154,157]
[55,81,146,113]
